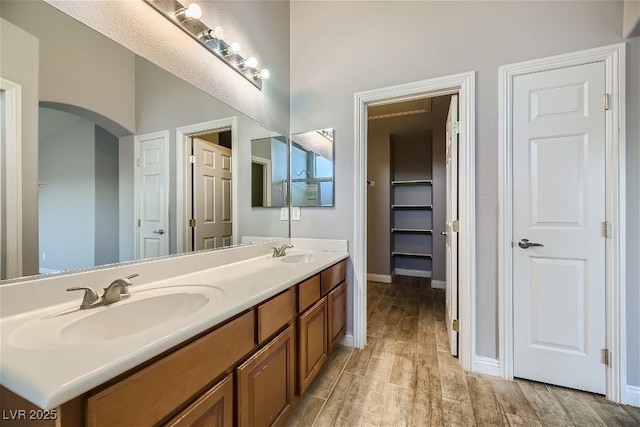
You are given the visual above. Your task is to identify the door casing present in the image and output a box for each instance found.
[176,117,238,253]
[354,71,477,371]
[498,43,627,402]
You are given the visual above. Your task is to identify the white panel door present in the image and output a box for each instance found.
[513,62,606,393]
[193,138,232,250]
[445,94,459,357]
[136,132,169,260]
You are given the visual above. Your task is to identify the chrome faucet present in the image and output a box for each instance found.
[272,244,293,258]
[66,274,138,309]
[102,274,138,304]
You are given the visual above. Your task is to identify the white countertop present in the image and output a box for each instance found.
[0,248,348,410]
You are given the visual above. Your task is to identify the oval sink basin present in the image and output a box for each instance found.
[280,254,312,264]
[10,285,224,349]
[59,292,209,344]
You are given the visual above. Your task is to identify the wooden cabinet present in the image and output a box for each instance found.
[298,298,328,394]
[237,325,296,427]
[86,311,255,427]
[165,374,233,427]
[328,281,347,354]
[16,258,347,427]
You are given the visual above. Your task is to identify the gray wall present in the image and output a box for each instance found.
[0,17,39,277]
[94,126,119,266]
[290,1,625,367]
[44,0,291,137]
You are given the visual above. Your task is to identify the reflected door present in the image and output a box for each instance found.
[193,137,232,250]
[136,131,169,260]
[445,94,459,357]
[512,62,606,393]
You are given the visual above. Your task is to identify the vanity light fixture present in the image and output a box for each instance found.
[145,0,270,89]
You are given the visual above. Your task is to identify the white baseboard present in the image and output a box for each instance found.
[340,334,355,348]
[393,268,432,278]
[431,280,446,289]
[623,384,640,407]
[367,273,392,283]
[473,355,501,377]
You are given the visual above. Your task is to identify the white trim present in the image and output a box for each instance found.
[623,385,640,407]
[0,78,23,279]
[134,130,171,260]
[473,356,501,377]
[498,43,626,402]
[431,280,446,290]
[393,268,431,278]
[354,71,476,371]
[176,117,238,252]
[366,273,392,283]
[340,334,355,348]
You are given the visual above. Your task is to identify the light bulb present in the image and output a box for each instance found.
[255,69,270,80]
[222,42,241,56]
[175,3,201,21]
[199,26,225,41]
[186,4,202,19]
[239,56,258,69]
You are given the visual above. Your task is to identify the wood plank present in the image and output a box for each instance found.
[441,397,476,427]
[466,374,506,427]
[585,397,639,427]
[622,404,640,425]
[381,384,414,426]
[389,341,416,389]
[504,413,543,426]
[488,377,539,420]
[437,350,471,403]
[306,346,353,399]
[344,336,377,376]
[547,385,607,427]
[312,372,364,427]
[515,379,573,426]
[283,393,325,427]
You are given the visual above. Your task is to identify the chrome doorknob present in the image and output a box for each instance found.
[153,229,165,235]
[518,239,544,249]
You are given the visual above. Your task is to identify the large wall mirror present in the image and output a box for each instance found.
[290,128,335,207]
[0,0,289,281]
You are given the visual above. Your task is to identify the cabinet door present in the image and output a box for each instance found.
[328,281,346,354]
[165,374,233,427]
[298,298,328,394]
[237,325,295,427]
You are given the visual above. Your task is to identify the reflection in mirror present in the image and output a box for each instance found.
[251,136,289,208]
[290,128,335,207]
[0,0,289,281]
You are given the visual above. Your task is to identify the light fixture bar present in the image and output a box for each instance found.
[144,0,266,89]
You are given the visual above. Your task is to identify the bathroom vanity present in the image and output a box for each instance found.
[0,239,348,427]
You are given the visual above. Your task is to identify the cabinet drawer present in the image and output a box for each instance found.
[321,259,346,295]
[165,374,233,427]
[87,311,255,427]
[258,288,296,344]
[297,275,321,313]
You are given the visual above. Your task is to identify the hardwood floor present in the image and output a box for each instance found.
[285,277,640,427]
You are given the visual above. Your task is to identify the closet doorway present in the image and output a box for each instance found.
[366,94,460,357]
[354,72,476,371]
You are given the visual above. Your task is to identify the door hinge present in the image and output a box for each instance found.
[137,219,141,227]
[603,94,610,111]
[136,158,141,167]
[452,220,460,232]
[602,348,610,367]
[189,218,196,227]
[452,319,459,332]
[603,221,612,238]
[452,121,460,134]
[188,155,196,164]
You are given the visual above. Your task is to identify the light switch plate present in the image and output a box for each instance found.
[280,207,289,221]
[291,207,301,221]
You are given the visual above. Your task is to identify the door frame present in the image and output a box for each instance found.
[176,117,238,252]
[0,78,23,279]
[354,71,476,371]
[498,43,626,402]
[134,130,171,260]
